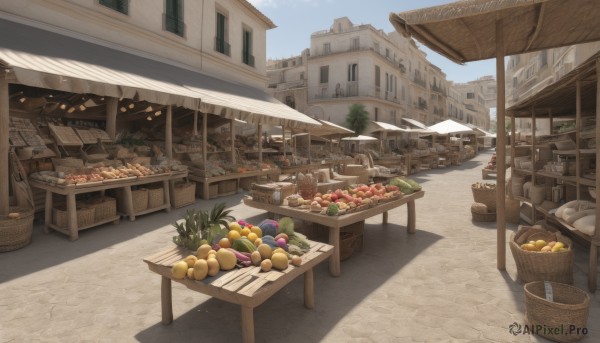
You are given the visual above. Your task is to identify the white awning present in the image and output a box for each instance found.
[401,117,429,130]
[428,119,474,135]
[341,135,378,141]
[0,19,320,129]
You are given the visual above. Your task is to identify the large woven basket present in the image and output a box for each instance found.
[509,231,573,284]
[87,197,116,222]
[0,207,34,252]
[471,184,497,212]
[132,189,149,213]
[53,206,95,229]
[147,187,165,209]
[173,182,195,208]
[525,281,590,342]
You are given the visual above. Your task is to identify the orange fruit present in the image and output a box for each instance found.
[218,237,231,249]
[240,228,251,237]
[227,230,241,242]
[250,226,262,238]
[247,232,258,243]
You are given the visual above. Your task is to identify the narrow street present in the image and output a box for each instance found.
[1,150,598,342]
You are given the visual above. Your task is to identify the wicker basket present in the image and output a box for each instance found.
[0,207,34,252]
[340,221,364,261]
[509,231,573,284]
[525,281,590,342]
[86,197,116,222]
[197,183,218,199]
[471,209,496,222]
[147,187,165,209]
[173,182,196,208]
[218,180,237,195]
[252,182,297,205]
[53,206,95,229]
[117,188,149,213]
[471,184,497,212]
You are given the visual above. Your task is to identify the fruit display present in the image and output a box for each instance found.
[484,154,497,171]
[170,215,312,281]
[389,177,422,194]
[519,239,569,253]
[292,182,405,216]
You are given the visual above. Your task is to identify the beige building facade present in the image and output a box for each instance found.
[506,42,600,134]
[267,17,493,133]
[0,0,275,90]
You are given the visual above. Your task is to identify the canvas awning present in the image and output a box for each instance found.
[428,119,474,135]
[0,19,320,129]
[401,117,429,130]
[291,119,354,137]
[366,121,408,133]
[390,0,600,64]
[341,135,378,141]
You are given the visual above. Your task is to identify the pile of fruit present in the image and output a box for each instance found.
[520,239,568,252]
[171,217,311,281]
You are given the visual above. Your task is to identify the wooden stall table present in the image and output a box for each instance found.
[189,169,280,200]
[243,190,425,277]
[30,172,186,240]
[143,241,333,343]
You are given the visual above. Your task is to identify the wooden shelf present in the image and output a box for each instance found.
[513,168,533,175]
[48,215,120,235]
[553,148,596,155]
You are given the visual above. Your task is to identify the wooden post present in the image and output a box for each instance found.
[202,113,208,167]
[282,127,287,157]
[531,108,537,222]
[510,116,516,195]
[241,306,255,343]
[230,119,235,165]
[304,269,314,309]
[495,18,507,271]
[307,132,312,164]
[166,105,172,159]
[105,97,118,140]
[575,81,581,200]
[592,58,600,291]
[258,123,262,164]
[193,110,198,137]
[161,276,173,325]
[0,76,9,216]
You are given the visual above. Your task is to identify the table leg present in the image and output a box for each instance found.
[328,226,341,277]
[203,182,210,200]
[124,186,135,221]
[67,193,78,241]
[163,180,171,213]
[589,244,598,292]
[44,190,52,234]
[382,211,388,225]
[304,268,314,309]
[241,306,255,343]
[407,200,416,234]
[161,276,173,325]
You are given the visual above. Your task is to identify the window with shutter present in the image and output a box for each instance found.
[165,0,184,36]
[320,66,329,84]
[99,0,128,14]
[375,66,380,88]
[215,11,230,56]
[242,28,254,67]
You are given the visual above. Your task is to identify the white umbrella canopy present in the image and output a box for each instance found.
[341,135,378,141]
[428,119,474,135]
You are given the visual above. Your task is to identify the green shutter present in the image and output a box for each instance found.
[165,0,183,36]
[100,0,128,14]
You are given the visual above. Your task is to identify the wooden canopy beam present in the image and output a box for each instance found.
[496,18,507,271]
[0,75,9,215]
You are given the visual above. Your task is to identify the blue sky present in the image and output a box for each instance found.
[249,0,496,84]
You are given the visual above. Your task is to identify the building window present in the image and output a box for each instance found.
[467,92,475,99]
[348,63,358,82]
[386,48,390,59]
[242,27,254,67]
[351,37,359,51]
[374,107,379,121]
[375,66,380,89]
[165,0,184,36]
[285,95,295,109]
[300,72,305,80]
[99,0,128,14]
[282,61,288,68]
[323,43,331,55]
[320,66,329,84]
[374,42,379,53]
[215,11,230,56]
[394,76,397,99]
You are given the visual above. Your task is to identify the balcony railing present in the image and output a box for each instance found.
[243,53,255,67]
[309,85,404,104]
[413,76,427,88]
[430,84,446,95]
[346,82,358,97]
[215,37,231,56]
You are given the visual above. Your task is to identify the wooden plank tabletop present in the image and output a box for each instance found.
[143,241,333,308]
[243,190,425,229]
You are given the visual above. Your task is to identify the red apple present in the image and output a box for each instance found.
[331,194,338,201]
[365,191,373,198]
[356,191,365,198]
[314,192,323,198]
[360,185,369,192]
[321,200,330,208]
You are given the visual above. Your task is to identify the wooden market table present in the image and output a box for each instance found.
[30,172,187,240]
[243,190,425,277]
[189,169,280,200]
[143,241,333,343]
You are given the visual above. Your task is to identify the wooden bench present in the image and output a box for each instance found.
[144,241,333,343]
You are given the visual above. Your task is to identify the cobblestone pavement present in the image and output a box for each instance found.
[1,150,598,342]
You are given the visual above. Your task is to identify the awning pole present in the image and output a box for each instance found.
[166,105,172,159]
[496,18,507,271]
[592,57,600,291]
[258,123,263,164]
[308,132,312,164]
[0,75,9,215]
[202,113,207,167]
[230,119,236,165]
[105,97,118,140]
[282,127,287,157]
[193,110,198,137]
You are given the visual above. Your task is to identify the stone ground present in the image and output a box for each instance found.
[0,150,598,343]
